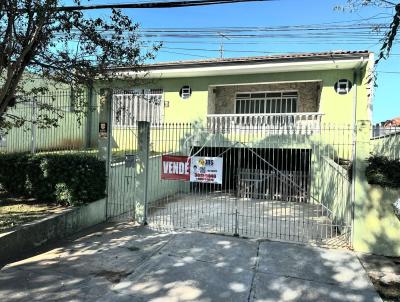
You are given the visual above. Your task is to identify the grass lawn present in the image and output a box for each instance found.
[0,193,66,233]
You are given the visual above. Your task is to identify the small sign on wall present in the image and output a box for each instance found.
[161,155,190,181]
[0,134,6,148]
[190,156,223,184]
[99,122,108,138]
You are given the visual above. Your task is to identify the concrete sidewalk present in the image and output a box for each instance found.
[0,222,381,302]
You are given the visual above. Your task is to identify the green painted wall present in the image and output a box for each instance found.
[353,120,400,256]
[310,155,352,230]
[147,155,187,205]
[96,67,368,126]
[355,184,400,256]
[3,65,371,154]
[93,67,369,163]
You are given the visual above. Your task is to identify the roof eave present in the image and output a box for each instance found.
[114,57,369,79]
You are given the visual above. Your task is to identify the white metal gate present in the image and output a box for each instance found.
[106,92,354,248]
[144,123,354,248]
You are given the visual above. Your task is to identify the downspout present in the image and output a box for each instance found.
[350,57,364,247]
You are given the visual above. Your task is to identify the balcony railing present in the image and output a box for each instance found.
[207,113,324,134]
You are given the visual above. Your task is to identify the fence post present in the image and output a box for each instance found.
[136,121,150,225]
[85,86,94,148]
[31,98,37,154]
[98,89,112,220]
[352,119,372,250]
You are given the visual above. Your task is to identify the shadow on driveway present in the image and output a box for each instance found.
[0,222,381,301]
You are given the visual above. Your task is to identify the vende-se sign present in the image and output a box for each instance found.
[161,155,190,181]
[190,156,223,184]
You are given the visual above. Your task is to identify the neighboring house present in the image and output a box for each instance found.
[372,116,400,160]
[384,117,400,127]
[372,116,400,138]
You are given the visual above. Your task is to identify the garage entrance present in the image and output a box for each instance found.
[137,122,354,248]
[189,147,311,203]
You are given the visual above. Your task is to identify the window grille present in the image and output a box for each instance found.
[113,89,164,127]
[235,91,298,114]
[180,86,192,99]
[334,79,352,95]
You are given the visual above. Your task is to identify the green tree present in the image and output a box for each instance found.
[0,0,159,130]
[336,0,400,64]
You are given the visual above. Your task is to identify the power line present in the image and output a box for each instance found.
[157,50,209,57]
[55,0,274,11]
[376,70,400,74]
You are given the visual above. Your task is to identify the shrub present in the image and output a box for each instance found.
[365,155,400,189]
[0,152,30,195]
[0,152,106,206]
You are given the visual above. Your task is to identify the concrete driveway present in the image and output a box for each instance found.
[0,222,381,302]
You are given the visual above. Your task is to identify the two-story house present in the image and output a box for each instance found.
[100,50,373,246]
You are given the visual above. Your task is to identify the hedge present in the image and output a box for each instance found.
[365,155,400,189]
[0,152,106,206]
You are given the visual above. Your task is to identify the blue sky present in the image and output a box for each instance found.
[67,0,400,123]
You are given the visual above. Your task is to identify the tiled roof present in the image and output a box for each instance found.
[152,50,369,66]
[112,50,371,71]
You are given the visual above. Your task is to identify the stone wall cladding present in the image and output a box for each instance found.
[213,82,322,114]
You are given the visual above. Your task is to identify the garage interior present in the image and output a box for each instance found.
[190,146,311,202]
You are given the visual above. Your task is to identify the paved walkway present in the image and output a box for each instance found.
[0,222,381,302]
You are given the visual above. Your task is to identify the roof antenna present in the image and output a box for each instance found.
[218,32,231,59]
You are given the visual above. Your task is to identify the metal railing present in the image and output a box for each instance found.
[207,112,324,133]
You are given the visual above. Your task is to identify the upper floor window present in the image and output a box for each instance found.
[235,91,298,114]
[113,89,164,127]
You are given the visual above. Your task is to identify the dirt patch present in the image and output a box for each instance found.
[359,253,400,302]
[0,194,67,233]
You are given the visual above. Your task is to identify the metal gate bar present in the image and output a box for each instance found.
[143,122,354,247]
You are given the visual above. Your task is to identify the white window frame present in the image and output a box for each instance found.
[180,86,192,100]
[234,90,299,114]
[112,89,164,128]
[336,79,351,95]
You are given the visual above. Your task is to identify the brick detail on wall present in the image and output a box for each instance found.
[211,81,322,114]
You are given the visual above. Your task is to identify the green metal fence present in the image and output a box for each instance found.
[0,89,99,154]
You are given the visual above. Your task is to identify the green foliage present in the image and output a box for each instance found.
[0,152,106,206]
[1,0,159,130]
[0,153,31,194]
[365,155,400,189]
